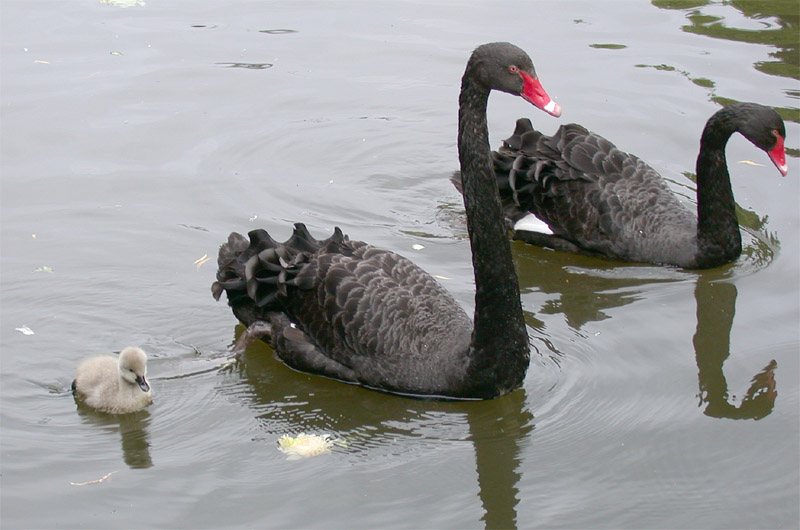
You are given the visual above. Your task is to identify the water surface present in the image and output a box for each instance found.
[1,1,798,528]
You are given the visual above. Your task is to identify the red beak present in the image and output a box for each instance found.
[768,134,788,176]
[520,72,561,117]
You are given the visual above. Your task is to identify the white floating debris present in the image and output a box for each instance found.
[218,358,237,371]
[33,266,53,273]
[737,160,765,167]
[411,244,425,251]
[70,471,117,486]
[277,433,336,459]
[16,326,35,336]
[194,254,211,270]
[101,0,146,7]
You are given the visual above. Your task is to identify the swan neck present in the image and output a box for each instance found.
[458,77,529,393]
[695,111,741,267]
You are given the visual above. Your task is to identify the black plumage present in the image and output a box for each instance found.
[472,103,788,268]
[212,42,562,399]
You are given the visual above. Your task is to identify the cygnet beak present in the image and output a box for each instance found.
[136,375,150,393]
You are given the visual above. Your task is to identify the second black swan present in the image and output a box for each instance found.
[464,103,788,269]
[212,42,561,399]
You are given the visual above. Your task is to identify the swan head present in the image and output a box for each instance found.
[735,102,788,176]
[118,347,150,393]
[467,42,561,117]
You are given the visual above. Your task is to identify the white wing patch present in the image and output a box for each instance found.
[513,213,553,235]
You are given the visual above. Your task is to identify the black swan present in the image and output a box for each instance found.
[211,42,561,399]
[465,103,787,269]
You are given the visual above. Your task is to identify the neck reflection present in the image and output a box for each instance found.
[693,276,776,420]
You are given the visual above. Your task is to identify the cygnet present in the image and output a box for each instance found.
[72,347,153,413]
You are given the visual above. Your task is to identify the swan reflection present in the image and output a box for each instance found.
[75,405,153,469]
[230,331,533,529]
[513,244,778,421]
[693,275,777,420]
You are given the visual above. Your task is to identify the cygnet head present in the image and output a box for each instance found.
[118,346,150,392]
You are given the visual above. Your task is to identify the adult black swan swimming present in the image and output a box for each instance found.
[211,42,561,399]
[469,103,787,269]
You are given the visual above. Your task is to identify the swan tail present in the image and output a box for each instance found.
[212,223,346,320]
[491,120,563,221]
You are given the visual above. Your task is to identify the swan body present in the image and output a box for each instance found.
[480,103,787,268]
[72,347,152,414]
[212,42,561,399]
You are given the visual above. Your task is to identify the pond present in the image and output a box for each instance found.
[1,1,798,528]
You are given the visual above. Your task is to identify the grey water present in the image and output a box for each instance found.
[1,1,798,528]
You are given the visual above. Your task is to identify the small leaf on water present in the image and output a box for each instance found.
[33,266,53,273]
[589,43,627,50]
[277,433,338,459]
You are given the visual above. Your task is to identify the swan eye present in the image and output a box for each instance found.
[509,65,519,74]
[772,129,780,138]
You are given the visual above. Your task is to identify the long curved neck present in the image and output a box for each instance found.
[458,76,529,396]
[695,109,742,268]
